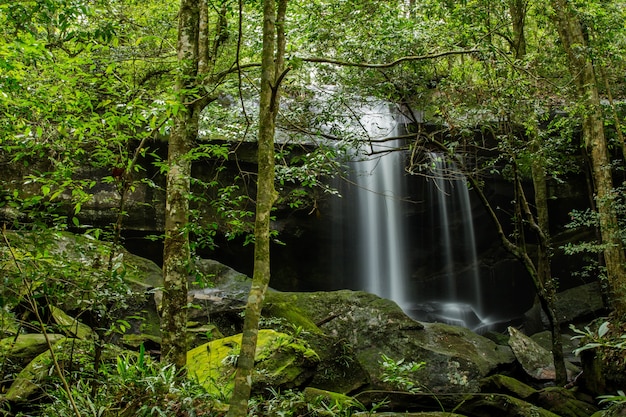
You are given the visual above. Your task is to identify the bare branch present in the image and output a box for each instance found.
[302,49,480,69]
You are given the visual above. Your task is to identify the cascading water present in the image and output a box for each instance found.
[420,153,486,329]
[331,103,410,308]
[353,106,409,306]
[330,104,522,332]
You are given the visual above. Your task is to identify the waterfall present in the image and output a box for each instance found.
[330,105,497,330]
[421,152,485,328]
[345,103,409,307]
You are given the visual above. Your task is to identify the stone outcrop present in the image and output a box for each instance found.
[187,329,319,396]
[264,290,515,393]
[3,337,126,402]
[507,326,580,381]
[0,231,605,417]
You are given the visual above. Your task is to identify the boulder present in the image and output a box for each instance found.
[3,337,125,403]
[354,391,561,417]
[263,291,370,394]
[555,282,605,323]
[456,393,562,417]
[530,386,599,417]
[479,374,538,399]
[0,333,65,367]
[508,326,579,381]
[264,290,515,393]
[480,375,598,417]
[187,329,319,396]
[50,306,95,340]
[0,230,162,341]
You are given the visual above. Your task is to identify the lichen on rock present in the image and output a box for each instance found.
[187,329,319,397]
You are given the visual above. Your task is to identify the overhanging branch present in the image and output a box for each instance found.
[302,49,480,69]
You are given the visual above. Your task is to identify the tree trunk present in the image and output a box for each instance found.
[226,0,287,415]
[507,1,567,384]
[550,0,626,317]
[528,151,567,385]
[160,0,199,369]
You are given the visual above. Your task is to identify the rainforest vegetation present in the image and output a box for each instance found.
[1,0,626,416]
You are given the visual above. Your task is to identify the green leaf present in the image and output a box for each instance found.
[598,321,610,338]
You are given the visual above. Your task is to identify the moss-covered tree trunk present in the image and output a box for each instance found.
[550,0,626,318]
[226,0,287,415]
[161,0,199,369]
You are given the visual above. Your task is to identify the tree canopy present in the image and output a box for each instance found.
[2,0,626,414]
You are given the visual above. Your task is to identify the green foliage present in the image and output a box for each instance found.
[570,320,626,356]
[379,353,425,393]
[248,387,381,417]
[598,390,626,405]
[38,345,220,417]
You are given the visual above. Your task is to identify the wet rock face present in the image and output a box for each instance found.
[264,290,515,394]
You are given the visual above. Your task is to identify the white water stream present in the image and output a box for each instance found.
[333,103,490,329]
[352,104,409,306]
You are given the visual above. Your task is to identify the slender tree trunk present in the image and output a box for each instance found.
[507,0,567,383]
[161,0,199,369]
[527,152,567,384]
[226,1,287,415]
[550,0,626,317]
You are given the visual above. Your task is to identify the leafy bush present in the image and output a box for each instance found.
[36,345,222,417]
[379,353,425,393]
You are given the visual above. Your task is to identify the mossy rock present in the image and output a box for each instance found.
[50,306,95,339]
[4,337,126,403]
[303,387,357,406]
[257,290,515,393]
[187,329,319,397]
[263,292,324,335]
[186,323,224,349]
[530,387,599,417]
[456,393,562,417]
[0,333,65,367]
[479,374,538,399]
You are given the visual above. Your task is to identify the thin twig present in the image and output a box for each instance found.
[1,225,82,417]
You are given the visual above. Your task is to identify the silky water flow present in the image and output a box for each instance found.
[331,104,492,331]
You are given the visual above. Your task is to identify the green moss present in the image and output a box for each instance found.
[50,306,94,339]
[479,374,538,399]
[0,334,65,367]
[187,329,319,396]
[4,337,126,403]
[263,292,323,334]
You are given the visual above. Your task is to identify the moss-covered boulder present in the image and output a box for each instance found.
[264,290,514,393]
[456,393,562,417]
[50,306,95,340]
[0,230,162,342]
[263,291,370,394]
[480,375,598,417]
[530,386,599,417]
[0,333,65,368]
[479,374,538,399]
[3,337,125,403]
[187,329,319,397]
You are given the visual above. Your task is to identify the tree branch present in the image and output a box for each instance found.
[302,49,480,69]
